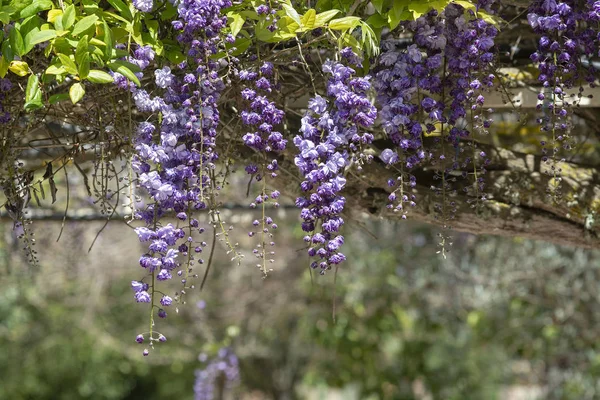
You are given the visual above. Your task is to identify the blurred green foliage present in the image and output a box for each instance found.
[1,219,600,399]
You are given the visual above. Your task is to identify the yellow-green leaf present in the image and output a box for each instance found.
[57,53,78,75]
[45,64,66,75]
[281,3,301,25]
[301,9,316,29]
[314,9,340,27]
[86,69,114,84]
[78,52,89,78]
[71,15,99,37]
[62,4,76,30]
[328,16,361,31]
[8,60,29,76]
[47,9,63,24]
[69,82,85,103]
[24,74,43,111]
[0,56,9,78]
[228,12,245,38]
[28,29,57,46]
[108,62,140,86]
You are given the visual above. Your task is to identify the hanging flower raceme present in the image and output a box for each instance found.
[527,0,584,198]
[239,61,286,274]
[294,48,377,274]
[443,2,497,204]
[124,0,232,355]
[373,9,446,217]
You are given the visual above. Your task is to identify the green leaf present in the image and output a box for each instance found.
[8,60,28,76]
[28,29,56,46]
[108,62,140,86]
[281,3,301,26]
[82,0,100,14]
[57,53,78,75]
[86,69,114,84]
[19,0,52,19]
[361,21,379,57]
[146,19,159,40]
[102,21,113,61]
[0,11,10,25]
[24,74,42,111]
[2,40,13,63]
[366,13,388,29]
[45,64,66,75]
[75,35,88,65]
[71,15,98,37]
[408,1,434,20]
[48,93,70,104]
[477,9,503,26]
[78,52,89,78]
[69,82,85,104]
[228,12,245,38]
[314,9,340,26]
[9,26,24,57]
[109,59,142,73]
[107,0,133,21]
[301,9,316,29]
[389,1,409,29]
[48,9,63,24]
[62,4,76,30]
[372,0,385,13]
[0,56,9,78]
[328,16,361,31]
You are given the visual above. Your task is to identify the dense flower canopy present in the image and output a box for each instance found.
[0,0,600,370]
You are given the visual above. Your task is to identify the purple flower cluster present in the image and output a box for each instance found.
[527,0,597,195]
[124,0,232,353]
[194,348,240,400]
[374,11,445,216]
[240,62,286,153]
[239,62,286,272]
[294,49,377,274]
[133,0,153,12]
[374,3,498,216]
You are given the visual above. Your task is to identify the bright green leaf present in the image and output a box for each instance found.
[24,74,42,111]
[301,9,316,29]
[71,15,98,37]
[107,0,133,21]
[228,12,245,38]
[28,29,56,46]
[69,82,85,104]
[108,62,140,86]
[314,9,340,26]
[75,35,88,65]
[45,64,66,75]
[47,9,62,24]
[328,16,361,31]
[0,56,8,78]
[62,5,76,30]
[281,3,301,26]
[57,53,78,75]
[103,22,113,61]
[86,69,114,84]
[0,12,9,25]
[78,52,89,78]
[9,26,24,57]
[19,0,52,19]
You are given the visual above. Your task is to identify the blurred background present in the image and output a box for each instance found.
[2,209,600,400]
